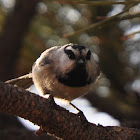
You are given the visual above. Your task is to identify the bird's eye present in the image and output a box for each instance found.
[86,50,91,60]
[65,50,76,60]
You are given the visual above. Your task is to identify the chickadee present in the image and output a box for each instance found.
[32,43,100,102]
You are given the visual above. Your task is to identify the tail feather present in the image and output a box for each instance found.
[6,73,33,89]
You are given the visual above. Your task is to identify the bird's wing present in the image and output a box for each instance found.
[6,46,61,89]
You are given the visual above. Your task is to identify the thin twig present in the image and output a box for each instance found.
[121,30,140,41]
[121,12,140,20]
[96,11,140,21]
[55,0,140,6]
[64,4,138,38]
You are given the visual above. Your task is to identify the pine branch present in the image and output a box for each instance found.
[121,30,140,40]
[55,0,140,6]
[0,81,140,140]
[64,3,138,38]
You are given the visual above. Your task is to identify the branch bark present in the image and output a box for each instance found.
[0,81,140,140]
[6,74,140,128]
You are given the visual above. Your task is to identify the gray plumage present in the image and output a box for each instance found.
[32,43,100,101]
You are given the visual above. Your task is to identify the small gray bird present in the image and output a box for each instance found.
[32,43,100,102]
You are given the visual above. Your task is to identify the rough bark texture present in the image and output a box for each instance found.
[0,128,56,140]
[0,82,140,140]
[6,74,140,129]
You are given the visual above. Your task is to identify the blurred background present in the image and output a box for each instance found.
[0,0,140,139]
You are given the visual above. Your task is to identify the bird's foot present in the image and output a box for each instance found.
[48,94,57,108]
[70,103,89,127]
[35,127,44,136]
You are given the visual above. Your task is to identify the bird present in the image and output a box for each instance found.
[32,43,100,102]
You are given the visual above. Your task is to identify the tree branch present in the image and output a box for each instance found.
[121,30,140,41]
[64,3,138,38]
[0,81,140,140]
[55,0,140,6]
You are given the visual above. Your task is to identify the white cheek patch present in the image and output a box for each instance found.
[60,53,68,65]
[59,53,74,74]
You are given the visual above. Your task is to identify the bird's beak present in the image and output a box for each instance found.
[77,58,85,65]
